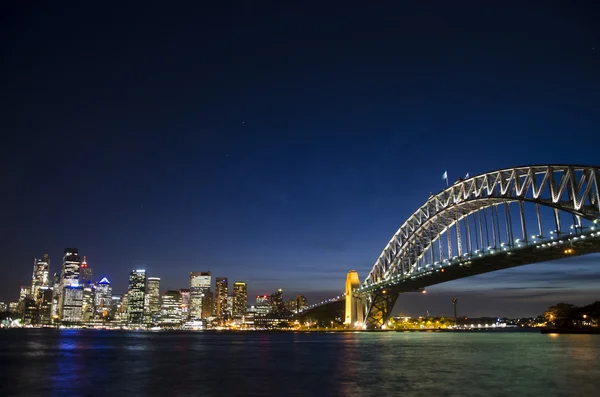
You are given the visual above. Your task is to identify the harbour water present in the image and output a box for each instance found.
[0,329,599,397]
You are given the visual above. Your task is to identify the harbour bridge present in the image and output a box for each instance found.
[298,164,600,329]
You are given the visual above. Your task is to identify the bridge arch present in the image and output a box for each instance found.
[358,165,600,328]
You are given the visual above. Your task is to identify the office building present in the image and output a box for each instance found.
[233,281,247,317]
[95,277,112,318]
[215,277,228,321]
[270,289,283,313]
[255,295,271,315]
[0,302,6,312]
[79,256,93,285]
[51,273,60,317]
[19,286,31,303]
[60,248,81,286]
[38,287,54,325]
[31,254,50,302]
[160,290,182,325]
[146,277,161,323]
[127,270,146,324]
[284,299,297,313]
[202,291,213,318]
[62,285,83,323]
[180,288,190,319]
[296,295,308,312]
[189,272,211,320]
[81,283,95,322]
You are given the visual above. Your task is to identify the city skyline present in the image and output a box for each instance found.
[2,2,600,318]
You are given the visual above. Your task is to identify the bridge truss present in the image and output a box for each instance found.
[357,165,600,328]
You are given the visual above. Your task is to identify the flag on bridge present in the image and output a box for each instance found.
[465,172,470,179]
[442,171,448,186]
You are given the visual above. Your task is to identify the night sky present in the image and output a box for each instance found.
[2,1,599,317]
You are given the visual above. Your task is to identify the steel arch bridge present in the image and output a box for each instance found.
[300,165,600,329]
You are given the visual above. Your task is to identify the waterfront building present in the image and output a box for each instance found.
[189,272,211,320]
[111,295,123,321]
[226,295,234,318]
[38,287,54,325]
[202,291,213,319]
[127,270,146,324]
[31,254,49,302]
[8,302,19,313]
[255,295,271,315]
[160,290,182,325]
[296,295,308,312]
[95,277,112,318]
[233,281,247,317]
[179,288,190,319]
[62,285,83,323]
[81,283,95,322]
[215,277,228,321]
[50,273,60,318]
[146,277,161,323]
[0,302,6,312]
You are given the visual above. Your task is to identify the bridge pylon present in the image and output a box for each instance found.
[344,270,364,328]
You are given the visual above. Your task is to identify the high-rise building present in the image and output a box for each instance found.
[0,302,6,312]
[61,248,81,286]
[270,289,283,313]
[202,291,213,318]
[296,295,308,312]
[81,283,95,322]
[146,277,161,323]
[189,272,211,320]
[19,286,31,303]
[255,295,271,314]
[160,290,182,325]
[38,287,54,325]
[215,277,228,321]
[31,254,50,302]
[95,277,112,319]
[79,256,93,285]
[226,295,234,317]
[62,285,83,323]
[233,281,247,317]
[59,248,81,319]
[179,288,190,319]
[284,299,297,313]
[51,273,60,318]
[127,270,147,324]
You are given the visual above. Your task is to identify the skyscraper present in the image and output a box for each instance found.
[60,248,81,286]
[160,290,182,325]
[215,277,228,321]
[233,281,247,317]
[58,248,81,319]
[62,285,83,323]
[127,269,146,324]
[146,277,161,323]
[95,277,112,319]
[79,256,93,285]
[189,272,211,320]
[31,254,49,302]
[270,288,283,314]
[296,295,308,312]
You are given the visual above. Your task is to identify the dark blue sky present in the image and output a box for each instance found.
[2,1,599,317]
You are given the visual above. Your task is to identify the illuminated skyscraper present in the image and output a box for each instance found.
[215,277,228,321]
[255,295,271,314]
[62,285,83,323]
[58,248,81,319]
[31,254,50,302]
[95,277,112,319]
[60,248,81,286]
[38,287,54,324]
[233,281,247,317]
[51,273,60,318]
[79,256,93,285]
[127,269,146,324]
[160,290,182,325]
[202,292,213,318]
[189,272,211,320]
[146,277,161,323]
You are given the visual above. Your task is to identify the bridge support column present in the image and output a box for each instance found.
[364,290,399,329]
[344,271,363,328]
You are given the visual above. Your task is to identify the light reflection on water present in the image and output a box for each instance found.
[0,330,599,397]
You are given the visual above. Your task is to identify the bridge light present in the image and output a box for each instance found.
[422,290,427,294]
[441,269,445,272]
